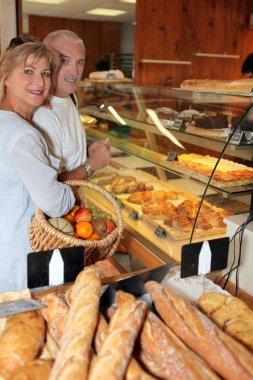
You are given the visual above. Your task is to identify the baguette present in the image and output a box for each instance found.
[0,311,45,379]
[198,292,253,351]
[41,293,69,345]
[139,311,219,380]
[146,281,253,380]
[11,359,53,380]
[49,266,101,380]
[94,312,155,380]
[88,290,148,380]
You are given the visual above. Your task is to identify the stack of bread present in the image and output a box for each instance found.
[1,266,253,379]
[180,78,253,94]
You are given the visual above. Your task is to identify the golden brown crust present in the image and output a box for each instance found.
[0,311,45,379]
[140,311,219,379]
[198,293,253,351]
[146,281,253,380]
[180,79,253,94]
[88,291,148,380]
[41,293,69,345]
[49,266,101,380]
[11,359,53,380]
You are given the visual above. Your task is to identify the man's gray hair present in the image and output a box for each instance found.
[43,30,85,51]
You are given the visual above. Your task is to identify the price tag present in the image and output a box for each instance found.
[180,237,229,278]
[167,152,178,161]
[129,210,139,220]
[230,131,247,144]
[172,118,185,130]
[113,195,124,208]
[27,246,84,289]
[155,225,166,238]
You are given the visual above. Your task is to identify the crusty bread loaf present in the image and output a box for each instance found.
[11,359,53,380]
[0,311,45,379]
[146,281,253,380]
[94,312,155,380]
[49,266,101,380]
[139,310,219,379]
[88,290,148,380]
[180,78,253,94]
[198,292,253,351]
[89,69,124,80]
[41,293,69,345]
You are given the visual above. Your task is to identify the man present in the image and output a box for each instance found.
[33,30,111,181]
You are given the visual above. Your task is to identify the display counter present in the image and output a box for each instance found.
[76,83,253,270]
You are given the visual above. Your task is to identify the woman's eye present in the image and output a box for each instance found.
[24,69,33,75]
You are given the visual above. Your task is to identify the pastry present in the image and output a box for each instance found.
[198,293,253,351]
[89,69,124,80]
[11,359,53,380]
[127,191,153,204]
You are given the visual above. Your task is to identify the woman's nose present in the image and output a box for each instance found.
[36,74,46,86]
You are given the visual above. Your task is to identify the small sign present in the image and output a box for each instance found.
[27,246,85,289]
[230,131,247,145]
[172,118,185,131]
[155,225,166,238]
[167,152,178,161]
[180,237,229,278]
[129,210,139,220]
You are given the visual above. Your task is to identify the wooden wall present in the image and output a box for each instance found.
[28,15,121,78]
[135,0,253,86]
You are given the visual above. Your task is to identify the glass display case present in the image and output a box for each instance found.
[76,82,253,264]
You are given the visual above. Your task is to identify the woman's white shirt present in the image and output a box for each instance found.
[0,110,75,292]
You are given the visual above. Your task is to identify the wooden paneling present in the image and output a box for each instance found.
[135,0,253,86]
[28,15,121,78]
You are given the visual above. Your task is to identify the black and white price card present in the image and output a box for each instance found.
[172,118,186,131]
[27,246,85,289]
[180,237,229,278]
[230,130,247,145]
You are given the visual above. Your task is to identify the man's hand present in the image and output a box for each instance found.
[87,139,111,171]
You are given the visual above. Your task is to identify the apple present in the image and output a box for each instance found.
[105,219,116,234]
[91,218,107,238]
[74,207,92,223]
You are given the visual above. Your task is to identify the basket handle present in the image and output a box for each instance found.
[64,179,124,236]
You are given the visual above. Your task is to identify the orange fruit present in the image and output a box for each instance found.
[63,214,75,225]
[76,221,93,239]
[69,205,80,216]
[90,233,100,240]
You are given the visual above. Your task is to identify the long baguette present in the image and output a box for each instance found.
[0,311,45,379]
[139,311,219,380]
[49,266,101,380]
[146,281,253,380]
[88,290,148,380]
[94,312,156,380]
[41,293,69,345]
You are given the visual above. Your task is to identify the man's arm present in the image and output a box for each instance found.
[58,139,111,182]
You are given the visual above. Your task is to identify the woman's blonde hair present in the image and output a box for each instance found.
[0,41,58,102]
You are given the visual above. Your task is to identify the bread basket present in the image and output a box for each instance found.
[29,180,124,264]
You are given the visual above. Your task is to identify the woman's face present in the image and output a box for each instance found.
[4,54,52,114]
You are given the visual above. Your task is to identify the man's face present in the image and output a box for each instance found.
[51,37,85,98]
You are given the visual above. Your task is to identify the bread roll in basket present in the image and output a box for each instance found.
[29,180,124,264]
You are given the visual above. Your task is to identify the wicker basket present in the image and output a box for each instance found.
[29,180,124,264]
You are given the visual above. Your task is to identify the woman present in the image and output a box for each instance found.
[0,42,75,292]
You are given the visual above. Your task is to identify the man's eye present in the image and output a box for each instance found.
[77,61,85,66]
[60,58,69,64]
